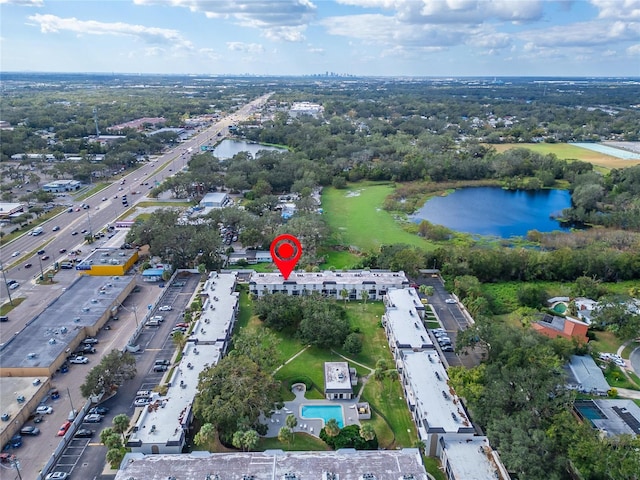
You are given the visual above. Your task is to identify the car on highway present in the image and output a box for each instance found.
[69,356,88,364]
[159,305,172,311]
[81,229,88,234]
[52,225,61,231]
[11,251,20,257]
[71,231,78,236]
[36,406,53,415]
[102,197,107,201]
[37,249,46,255]
[24,263,32,269]
[75,428,95,438]
[57,421,72,436]
[41,255,50,261]
[45,472,69,480]
[83,414,103,423]
[20,425,40,436]
[445,298,457,304]
[59,248,67,253]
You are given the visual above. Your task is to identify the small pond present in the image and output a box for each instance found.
[411,187,572,238]
[212,139,286,160]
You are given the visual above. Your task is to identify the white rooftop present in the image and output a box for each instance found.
[402,350,473,435]
[249,270,409,287]
[324,361,352,392]
[440,435,506,479]
[128,343,223,449]
[115,449,428,480]
[384,289,432,350]
[196,272,239,344]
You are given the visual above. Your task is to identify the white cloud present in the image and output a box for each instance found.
[518,20,640,47]
[27,14,194,49]
[226,42,265,54]
[134,0,316,41]
[307,45,324,54]
[627,44,640,55]
[336,0,544,24]
[591,0,640,20]
[0,0,43,6]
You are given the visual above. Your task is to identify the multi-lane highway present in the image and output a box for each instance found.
[1,93,271,303]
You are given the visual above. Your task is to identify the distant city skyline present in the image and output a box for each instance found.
[1,0,639,77]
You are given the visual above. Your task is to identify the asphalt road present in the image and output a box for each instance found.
[1,93,271,301]
[416,274,484,369]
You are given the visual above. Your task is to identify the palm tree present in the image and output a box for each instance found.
[194,423,215,447]
[361,290,369,309]
[285,414,298,430]
[340,288,349,304]
[324,418,340,437]
[112,413,130,443]
[278,426,293,445]
[242,429,259,451]
[360,423,375,441]
[106,447,125,468]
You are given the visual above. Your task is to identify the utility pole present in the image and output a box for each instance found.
[67,387,75,415]
[1,262,14,305]
[38,255,45,283]
[10,456,22,480]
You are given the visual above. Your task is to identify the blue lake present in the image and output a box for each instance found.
[213,139,285,160]
[411,187,572,238]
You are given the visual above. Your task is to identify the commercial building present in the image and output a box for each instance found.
[75,247,139,276]
[115,449,429,480]
[199,192,230,209]
[0,202,24,218]
[249,270,409,300]
[42,179,82,192]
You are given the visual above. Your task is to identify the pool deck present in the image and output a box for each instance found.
[260,383,361,438]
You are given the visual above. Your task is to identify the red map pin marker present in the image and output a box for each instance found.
[270,234,302,280]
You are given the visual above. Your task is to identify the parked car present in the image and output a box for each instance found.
[83,414,103,423]
[83,338,99,344]
[36,406,53,415]
[175,322,189,328]
[155,359,171,366]
[134,397,151,407]
[89,406,109,415]
[69,356,88,364]
[153,364,168,372]
[75,428,95,438]
[57,421,72,436]
[159,305,172,311]
[445,298,457,304]
[441,345,454,352]
[45,472,69,480]
[20,426,40,436]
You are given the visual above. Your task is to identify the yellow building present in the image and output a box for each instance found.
[76,248,139,276]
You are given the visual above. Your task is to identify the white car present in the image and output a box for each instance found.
[11,251,20,257]
[159,305,172,311]
[36,405,53,414]
[9,282,20,290]
[69,356,89,364]
[445,298,457,304]
[134,397,151,407]
[45,472,69,480]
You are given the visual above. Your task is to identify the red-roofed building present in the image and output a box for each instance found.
[532,314,589,344]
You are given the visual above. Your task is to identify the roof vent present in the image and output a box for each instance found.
[48,338,56,344]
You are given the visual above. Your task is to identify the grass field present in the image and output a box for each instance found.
[322,182,434,252]
[491,143,640,170]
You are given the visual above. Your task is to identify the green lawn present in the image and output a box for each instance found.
[491,143,640,170]
[0,297,25,315]
[339,302,387,369]
[423,457,447,480]
[322,182,434,252]
[257,432,331,451]
[320,249,361,270]
[591,330,624,355]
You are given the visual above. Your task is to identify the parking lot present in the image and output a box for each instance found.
[44,273,202,479]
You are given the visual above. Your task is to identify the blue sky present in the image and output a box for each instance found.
[1,0,639,76]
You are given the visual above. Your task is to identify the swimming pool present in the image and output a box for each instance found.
[301,405,344,427]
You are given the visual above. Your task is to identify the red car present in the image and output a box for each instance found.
[175,323,189,328]
[57,421,72,436]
